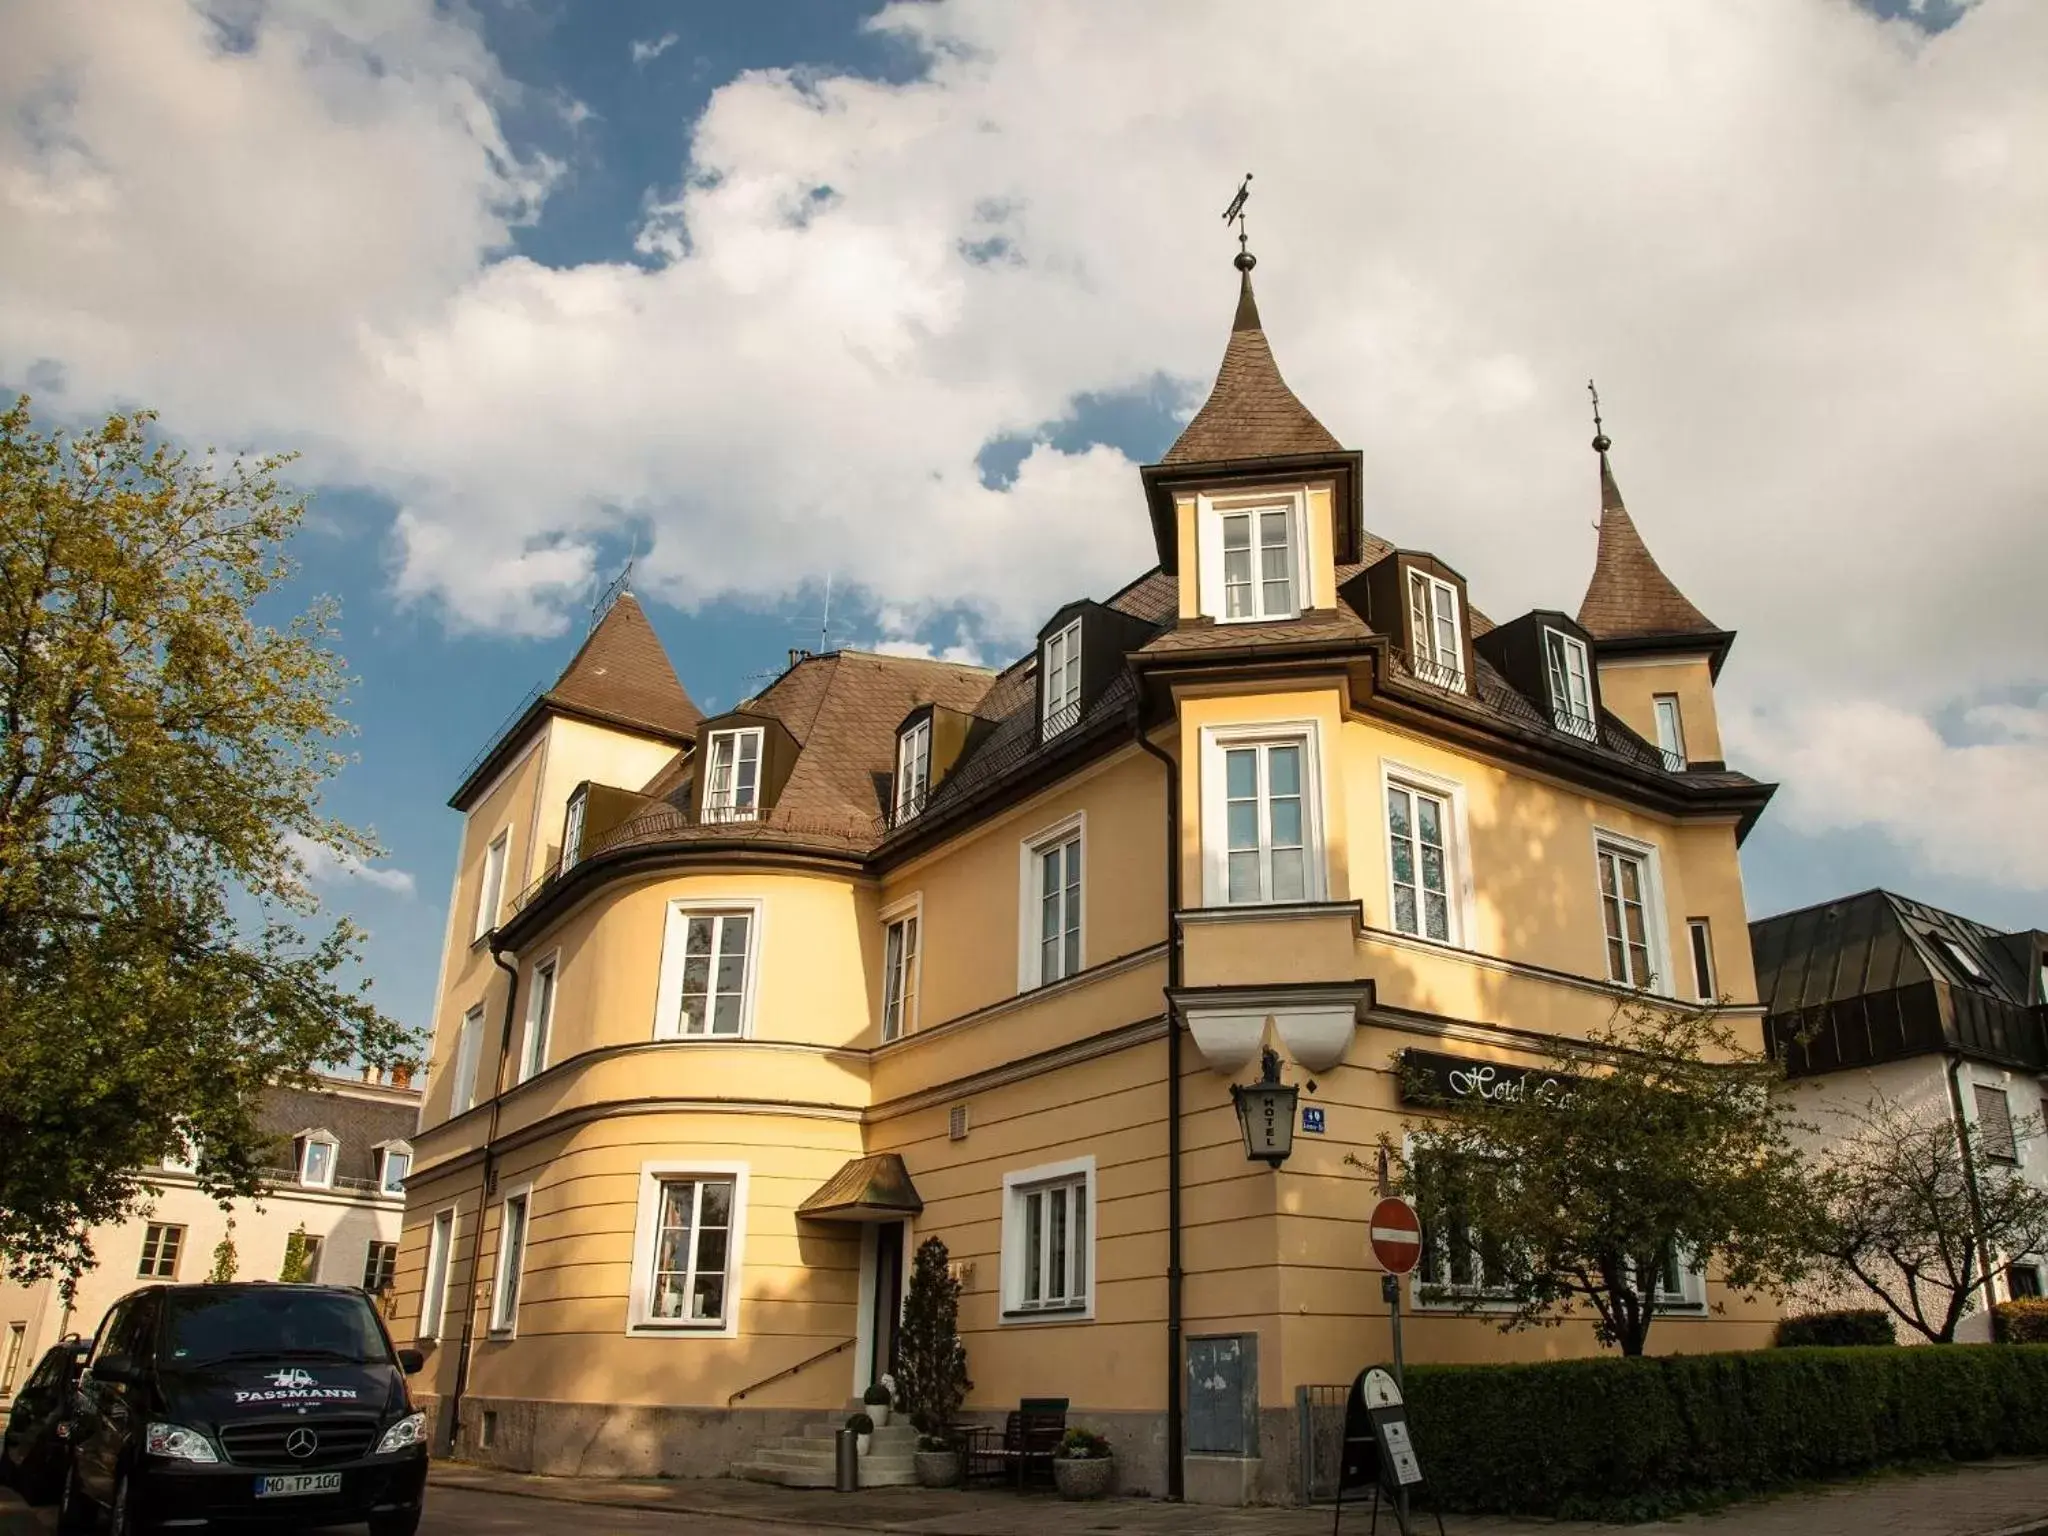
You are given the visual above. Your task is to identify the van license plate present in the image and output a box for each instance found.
[255,1472,341,1498]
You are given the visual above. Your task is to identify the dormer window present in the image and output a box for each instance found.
[296,1130,338,1189]
[561,786,588,870]
[896,716,932,822]
[1653,696,1687,771]
[1407,570,1465,690]
[376,1142,412,1195]
[704,728,762,822]
[1042,618,1082,739]
[1543,629,1595,739]
[1196,490,1310,624]
[1930,932,1986,983]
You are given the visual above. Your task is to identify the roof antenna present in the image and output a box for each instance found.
[1222,172,1254,270]
[821,572,833,655]
[1588,378,1611,454]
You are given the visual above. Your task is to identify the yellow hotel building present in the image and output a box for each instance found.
[393,248,1777,1504]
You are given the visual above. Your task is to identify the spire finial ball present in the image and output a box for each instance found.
[1592,432,1611,453]
[1234,247,1256,272]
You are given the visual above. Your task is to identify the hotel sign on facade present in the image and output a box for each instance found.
[1396,1048,1582,1110]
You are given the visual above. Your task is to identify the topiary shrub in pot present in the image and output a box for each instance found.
[863,1377,894,1428]
[1053,1427,1113,1501]
[897,1237,972,1488]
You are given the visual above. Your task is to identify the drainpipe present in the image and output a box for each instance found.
[1134,710,1185,1502]
[448,943,520,1451]
[1944,1053,2002,1326]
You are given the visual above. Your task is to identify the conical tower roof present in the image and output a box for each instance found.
[1162,261,1342,465]
[1576,445,1718,641]
[546,591,703,739]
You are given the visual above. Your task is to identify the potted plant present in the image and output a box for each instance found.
[863,1377,894,1428]
[896,1237,972,1488]
[845,1411,874,1457]
[1052,1427,1113,1501]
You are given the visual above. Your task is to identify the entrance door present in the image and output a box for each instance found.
[868,1220,906,1386]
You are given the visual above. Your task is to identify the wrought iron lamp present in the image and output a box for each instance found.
[1231,1046,1298,1167]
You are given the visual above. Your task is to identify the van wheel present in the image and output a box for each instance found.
[55,1459,96,1532]
[367,1511,421,1536]
[109,1468,142,1535]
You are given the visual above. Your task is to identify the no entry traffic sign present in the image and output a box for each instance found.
[1369,1195,1423,1275]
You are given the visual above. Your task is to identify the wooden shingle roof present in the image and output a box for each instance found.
[1161,270,1342,466]
[1576,451,1718,641]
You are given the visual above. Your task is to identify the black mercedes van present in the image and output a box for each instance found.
[58,1282,428,1534]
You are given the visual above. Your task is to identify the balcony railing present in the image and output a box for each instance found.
[1040,699,1083,741]
[1660,748,1689,773]
[1552,706,1599,743]
[1402,651,1468,694]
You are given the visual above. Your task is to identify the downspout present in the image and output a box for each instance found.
[1133,711,1185,1502]
[448,943,520,1450]
[1944,1053,2002,1326]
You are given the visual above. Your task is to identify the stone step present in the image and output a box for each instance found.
[801,1422,916,1443]
[736,1457,920,1490]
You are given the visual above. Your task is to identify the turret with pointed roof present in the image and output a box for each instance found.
[449,589,702,809]
[1576,425,1734,676]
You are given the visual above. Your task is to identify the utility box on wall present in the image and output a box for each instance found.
[1185,1332,1262,1505]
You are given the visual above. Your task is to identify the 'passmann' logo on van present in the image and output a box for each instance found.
[232,1367,360,1405]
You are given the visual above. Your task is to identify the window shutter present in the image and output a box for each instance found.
[1975,1085,2019,1162]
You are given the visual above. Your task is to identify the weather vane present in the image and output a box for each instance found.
[1222,172,1253,259]
[1587,379,1611,453]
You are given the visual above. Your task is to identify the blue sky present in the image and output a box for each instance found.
[3,0,2040,1045]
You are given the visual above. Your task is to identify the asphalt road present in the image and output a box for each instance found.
[0,1482,816,1536]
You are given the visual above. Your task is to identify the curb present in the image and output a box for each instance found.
[427,1468,978,1535]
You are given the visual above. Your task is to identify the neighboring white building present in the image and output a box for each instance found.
[1754,890,2048,1341]
[0,1069,419,1403]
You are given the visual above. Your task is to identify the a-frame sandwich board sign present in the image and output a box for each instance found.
[1330,1366,1445,1536]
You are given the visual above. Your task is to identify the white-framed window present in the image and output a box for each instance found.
[1932,932,1988,983]
[1382,765,1471,946]
[1594,832,1668,992]
[561,787,588,871]
[419,1207,457,1341]
[1195,487,1311,624]
[1688,918,1716,1002]
[376,1142,412,1196]
[1635,1244,1708,1308]
[160,1127,199,1175]
[1018,813,1084,989]
[1000,1155,1095,1322]
[654,901,762,1039]
[1653,695,1687,770]
[880,898,921,1042]
[475,828,509,941]
[521,952,559,1082]
[285,1231,326,1281]
[1406,569,1465,691]
[1042,618,1083,738]
[3,1324,25,1396]
[490,1184,533,1336]
[626,1161,748,1337]
[895,717,932,822]
[362,1240,399,1294]
[138,1223,185,1280]
[296,1130,338,1189]
[704,728,764,822]
[1199,723,1325,907]
[1544,628,1595,738]
[450,1005,485,1115]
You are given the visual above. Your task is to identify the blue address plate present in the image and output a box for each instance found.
[255,1472,342,1498]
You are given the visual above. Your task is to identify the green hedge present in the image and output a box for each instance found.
[1774,1309,1895,1347]
[1994,1299,2048,1343]
[1403,1345,2048,1521]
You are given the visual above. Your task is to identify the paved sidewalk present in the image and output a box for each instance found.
[429,1458,2048,1535]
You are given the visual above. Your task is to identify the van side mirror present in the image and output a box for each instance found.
[90,1354,140,1386]
[396,1348,425,1375]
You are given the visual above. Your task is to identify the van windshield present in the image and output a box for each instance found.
[161,1289,388,1367]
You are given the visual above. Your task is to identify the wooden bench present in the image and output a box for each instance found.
[964,1397,1069,1489]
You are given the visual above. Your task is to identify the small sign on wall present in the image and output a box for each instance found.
[1301,1106,1327,1135]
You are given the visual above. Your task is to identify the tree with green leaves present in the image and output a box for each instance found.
[279,1225,315,1284]
[0,398,411,1289]
[1806,1092,2048,1343]
[208,1217,239,1283]
[1400,996,1820,1356]
[895,1236,971,1444]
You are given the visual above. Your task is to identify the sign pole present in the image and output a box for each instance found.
[1389,1284,1408,1532]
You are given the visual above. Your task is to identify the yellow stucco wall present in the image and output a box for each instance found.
[1596,654,1724,763]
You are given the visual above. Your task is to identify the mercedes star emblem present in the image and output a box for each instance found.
[285,1428,319,1460]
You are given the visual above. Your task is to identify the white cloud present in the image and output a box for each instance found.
[3,0,2045,889]
[283,834,418,898]
[630,32,679,66]
[1727,699,2048,891]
